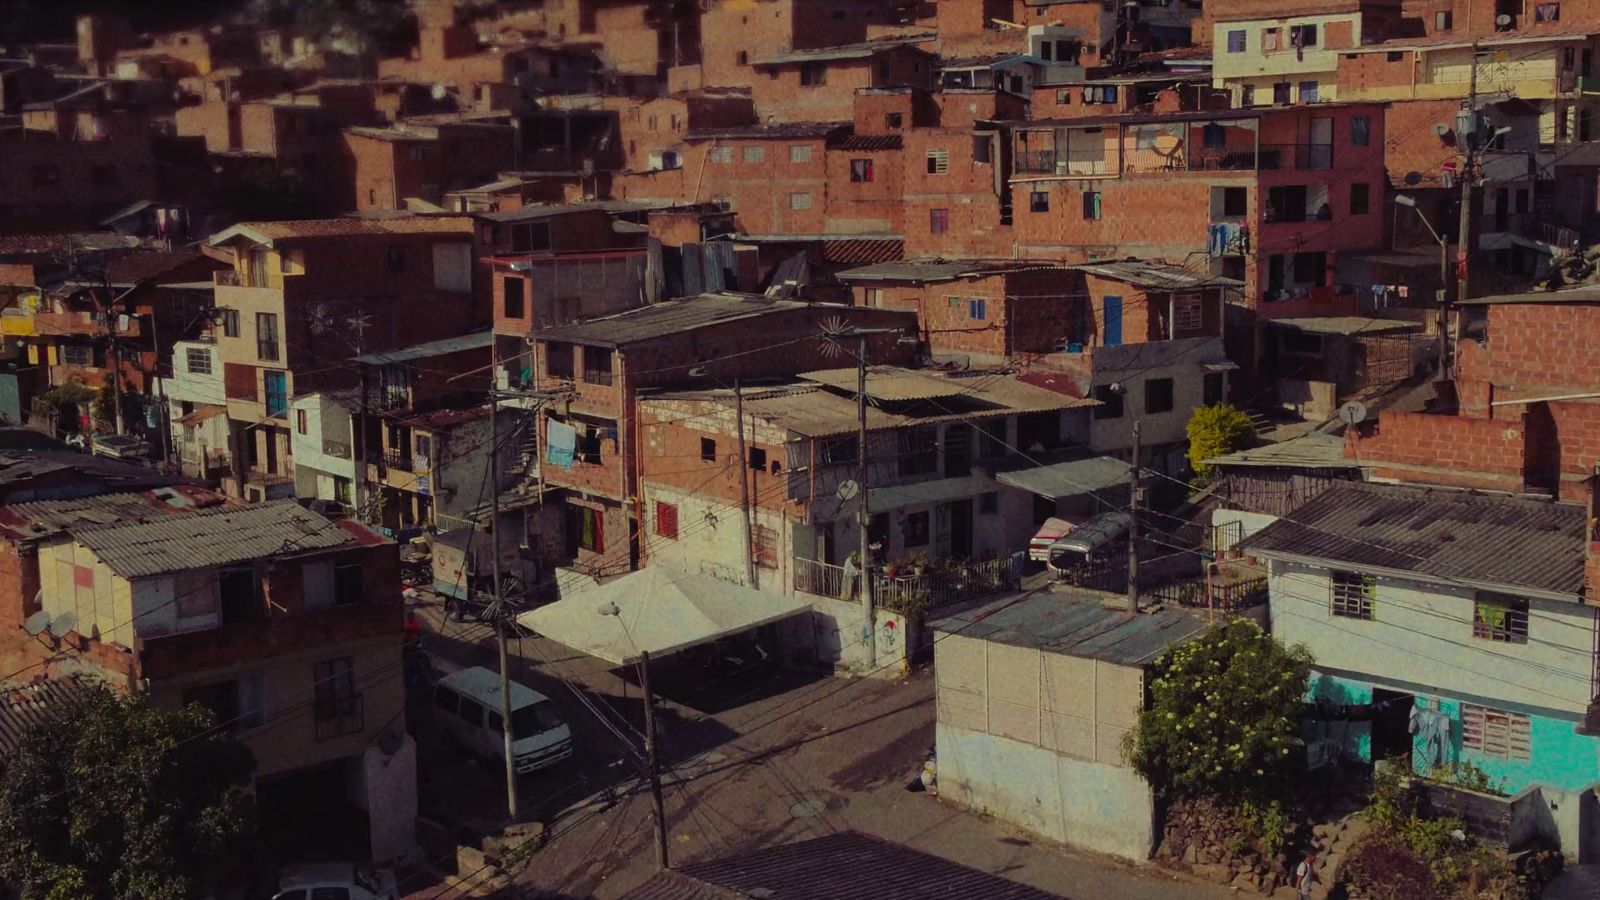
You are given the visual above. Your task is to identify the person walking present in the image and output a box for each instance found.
[1293,850,1319,900]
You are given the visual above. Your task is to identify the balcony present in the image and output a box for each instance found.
[1258,143,1333,171]
[383,447,416,473]
[33,310,140,338]
[313,692,364,741]
[1014,149,1112,176]
[215,269,244,287]
[793,556,1018,609]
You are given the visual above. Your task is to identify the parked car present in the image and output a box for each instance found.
[431,666,573,775]
[1028,516,1079,562]
[270,863,397,900]
[1046,511,1132,582]
[89,434,149,461]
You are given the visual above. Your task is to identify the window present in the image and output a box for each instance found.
[929,208,949,234]
[1290,23,1317,46]
[386,246,405,271]
[969,298,987,321]
[800,62,826,85]
[1435,10,1453,30]
[1221,186,1248,218]
[1263,28,1279,51]
[1463,705,1532,761]
[700,437,717,461]
[1240,84,1255,107]
[742,145,764,163]
[1202,122,1227,150]
[503,276,525,319]
[1351,115,1371,147]
[582,347,614,386]
[1473,594,1529,644]
[256,313,280,361]
[1030,190,1050,212]
[973,135,992,164]
[1298,81,1320,103]
[1226,30,1246,53]
[850,159,874,182]
[1350,182,1370,215]
[1093,384,1123,419]
[788,191,813,210]
[903,511,930,547]
[736,50,749,65]
[61,344,92,366]
[820,435,856,464]
[752,524,778,569]
[740,447,765,474]
[708,145,732,164]
[655,501,678,539]
[1204,372,1225,406]
[926,150,949,175]
[571,505,603,553]
[1534,2,1560,23]
[1273,82,1292,105]
[184,347,212,376]
[296,408,308,435]
[1057,88,1071,104]
[176,571,219,619]
[1516,188,1531,214]
[221,309,239,338]
[409,145,428,161]
[1144,377,1174,414]
[1082,191,1102,220]
[1173,293,1204,332]
[264,371,288,418]
[896,426,937,476]
[789,144,812,163]
[313,657,358,727]
[1330,570,1375,619]
[863,287,883,307]
[545,342,574,378]
[885,112,902,129]
[979,491,999,514]
[1387,51,1404,62]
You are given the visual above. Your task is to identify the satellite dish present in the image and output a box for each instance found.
[1338,401,1368,426]
[1495,14,1512,25]
[22,610,51,636]
[431,82,448,100]
[50,611,77,636]
[1404,171,1423,186]
[837,479,860,502]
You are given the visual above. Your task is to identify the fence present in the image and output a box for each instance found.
[795,557,848,599]
[1146,571,1268,613]
[793,556,1016,610]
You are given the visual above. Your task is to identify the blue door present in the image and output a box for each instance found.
[1104,295,1123,346]
[264,370,288,417]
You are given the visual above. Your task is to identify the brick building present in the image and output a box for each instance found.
[1210,0,1404,107]
[510,292,916,580]
[343,122,519,212]
[698,0,916,89]
[749,40,935,124]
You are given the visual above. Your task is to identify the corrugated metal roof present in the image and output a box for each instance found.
[208,216,473,247]
[622,832,1062,900]
[1457,286,1600,306]
[685,122,849,141]
[800,366,969,401]
[992,454,1132,499]
[535,293,822,347]
[838,258,1056,283]
[1205,433,1358,470]
[352,331,492,366]
[73,500,358,579]
[0,676,92,757]
[750,37,931,66]
[827,133,903,151]
[478,199,674,223]
[935,592,1210,667]
[1237,482,1586,598]
[1072,260,1244,291]
[1266,317,1422,336]
[823,237,904,265]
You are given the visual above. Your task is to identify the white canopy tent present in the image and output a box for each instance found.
[517,567,813,666]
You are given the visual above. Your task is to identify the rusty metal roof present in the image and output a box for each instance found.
[72,500,358,579]
[1238,482,1586,599]
[622,832,1062,900]
[0,676,93,757]
[935,591,1210,666]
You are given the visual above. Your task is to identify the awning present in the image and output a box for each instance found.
[993,455,1131,499]
[868,475,995,511]
[517,567,812,666]
[177,405,227,427]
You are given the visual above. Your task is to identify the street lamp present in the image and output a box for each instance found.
[1395,193,1452,376]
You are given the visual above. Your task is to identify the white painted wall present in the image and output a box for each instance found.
[1211,507,1279,552]
[1267,559,1595,715]
[641,480,790,591]
[1212,12,1359,89]
[934,631,1155,860]
[290,393,356,499]
[166,340,226,405]
[1089,336,1224,453]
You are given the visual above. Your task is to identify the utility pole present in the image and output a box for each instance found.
[488,346,518,821]
[1126,420,1141,617]
[733,379,757,589]
[110,343,124,436]
[856,334,875,668]
[1453,38,1481,374]
[639,649,669,870]
[355,364,369,516]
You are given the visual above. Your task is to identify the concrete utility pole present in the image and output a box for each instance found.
[488,345,518,820]
[733,379,757,589]
[1454,38,1481,371]
[856,334,875,668]
[640,649,668,870]
[1126,419,1141,617]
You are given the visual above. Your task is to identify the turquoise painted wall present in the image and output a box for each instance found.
[1303,670,1600,794]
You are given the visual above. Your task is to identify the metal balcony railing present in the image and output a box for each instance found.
[1257,143,1333,171]
[313,693,364,741]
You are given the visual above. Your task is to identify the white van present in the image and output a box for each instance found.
[431,666,573,775]
[270,863,397,900]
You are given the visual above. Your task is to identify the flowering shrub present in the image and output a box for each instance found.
[1126,618,1312,799]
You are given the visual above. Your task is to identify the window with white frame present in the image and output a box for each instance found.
[1173,292,1204,331]
[185,347,212,376]
[788,192,812,210]
[926,149,949,175]
[743,145,764,163]
[708,146,732,164]
[789,144,812,163]
[1330,570,1375,619]
[61,345,92,366]
[1461,704,1531,761]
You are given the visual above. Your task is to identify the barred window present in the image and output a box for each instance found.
[655,501,678,539]
[752,524,778,569]
[1330,570,1375,619]
[1473,594,1529,644]
[1173,292,1204,331]
[185,347,213,375]
[1461,704,1531,761]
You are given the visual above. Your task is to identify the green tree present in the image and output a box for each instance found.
[0,685,256,900]
[1126,618,1312,800]
[1185,403,1255,483]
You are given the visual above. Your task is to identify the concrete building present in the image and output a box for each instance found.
[1211,0,1403,107]
[1240,481,1600,860]
[934,591,1210,861]
[0,493,413,862]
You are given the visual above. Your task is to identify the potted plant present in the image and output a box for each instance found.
[907,551,930,576]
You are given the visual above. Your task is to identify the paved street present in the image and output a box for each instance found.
[406,595,1237,900]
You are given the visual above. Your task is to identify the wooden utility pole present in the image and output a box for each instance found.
[488,346,519,820]
[733,379,757,589]
[640,649,669,870]
[1453,38,1481,373]
[856,334,875,668]
[1126,420,1141,617]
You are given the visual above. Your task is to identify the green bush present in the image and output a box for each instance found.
[1125,618,1312,801]
[1186,404,1255,483]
